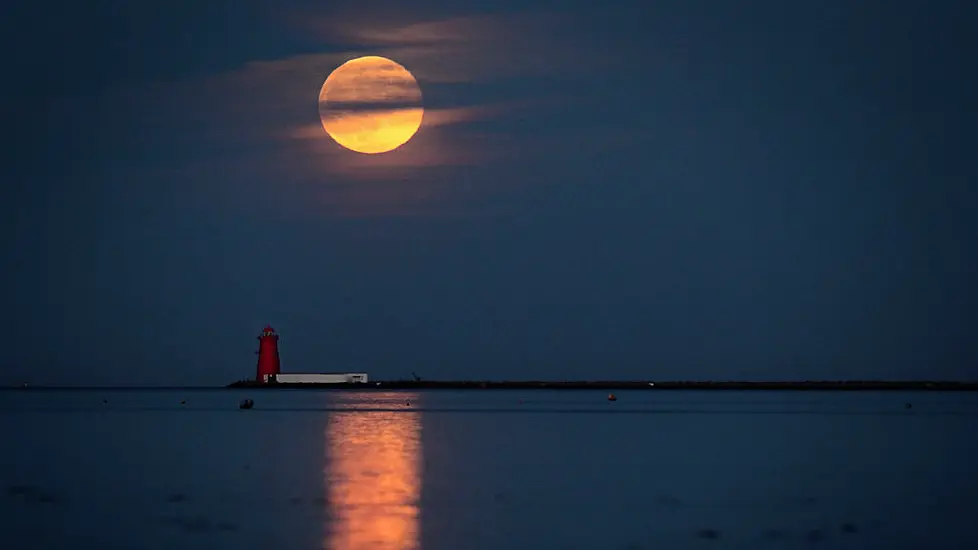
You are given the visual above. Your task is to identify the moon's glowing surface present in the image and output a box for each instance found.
[319,56,424,154]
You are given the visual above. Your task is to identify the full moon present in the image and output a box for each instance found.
[318,56,424,154]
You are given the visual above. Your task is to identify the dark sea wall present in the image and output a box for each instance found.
[225,380,978,391]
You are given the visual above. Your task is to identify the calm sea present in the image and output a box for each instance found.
[2,389,977,550]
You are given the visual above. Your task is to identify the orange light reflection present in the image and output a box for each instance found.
[324,394,422,550]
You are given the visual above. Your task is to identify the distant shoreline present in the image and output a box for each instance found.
[5,380,977,391]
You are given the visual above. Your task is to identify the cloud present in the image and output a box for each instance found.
[176,11,601,151]
[290,101,522,141]
[277,96,555,184]
[287,122,503,178]
[294,12,604,84]
[96,9,621,218]
[182,51,503,153]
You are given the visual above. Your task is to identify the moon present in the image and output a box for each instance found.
[318,56,424,154]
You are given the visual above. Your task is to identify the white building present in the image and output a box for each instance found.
[272,373,369,384]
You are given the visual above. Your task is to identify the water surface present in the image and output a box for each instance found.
[2,389,976,549]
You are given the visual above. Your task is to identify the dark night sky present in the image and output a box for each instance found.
[2,0,976,385]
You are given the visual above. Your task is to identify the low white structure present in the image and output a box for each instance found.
[273,373,369,384]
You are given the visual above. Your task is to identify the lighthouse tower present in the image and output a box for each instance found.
[256,326,281,382]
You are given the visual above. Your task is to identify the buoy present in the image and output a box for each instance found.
[180,400,186,405]
[608,393,617,402]
[239,399,254,410]
[905,403,912,409]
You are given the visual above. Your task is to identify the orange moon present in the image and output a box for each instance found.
[318,56,424,154]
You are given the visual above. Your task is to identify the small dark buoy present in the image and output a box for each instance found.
[180,400,186,405]
[239,399,254,410]
[102,399,108,404]
[405,401,411,407]
[905,402,912,409]
[608,393,617,402]
[518,398,524,405]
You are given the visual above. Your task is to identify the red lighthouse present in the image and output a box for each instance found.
[256,326,281,382]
